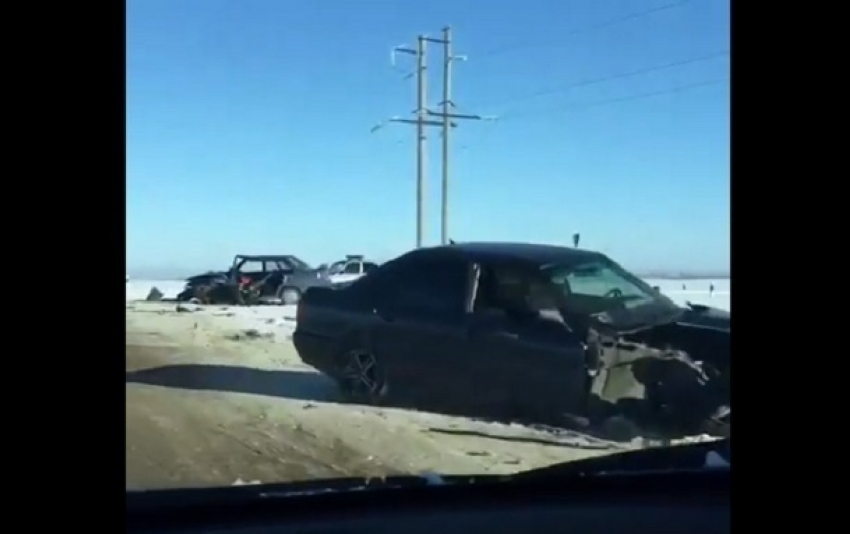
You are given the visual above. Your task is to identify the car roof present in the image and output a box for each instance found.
[235,255,299,261]
[424,242,607,267]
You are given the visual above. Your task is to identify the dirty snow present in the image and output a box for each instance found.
[126,298,723,489]
[182,303,299,342]
[127,301,650,489]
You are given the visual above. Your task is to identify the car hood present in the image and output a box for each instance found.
[185,271,228,283]
[675,303,730,331]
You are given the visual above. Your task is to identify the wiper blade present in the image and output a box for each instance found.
[127,473,484,510]
[509,438,729,479]
[128,442,730,511]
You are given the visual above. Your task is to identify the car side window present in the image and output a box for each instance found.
[475,263,565,319]
[242,260,263,273]
[474,264,530,312]
[385,256,468,318]
[342,262,361,274]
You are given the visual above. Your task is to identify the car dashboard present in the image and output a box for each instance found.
[127,469,729,534]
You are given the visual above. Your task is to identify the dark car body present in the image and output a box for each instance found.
[177,254,334,304]
[293,242,730,437]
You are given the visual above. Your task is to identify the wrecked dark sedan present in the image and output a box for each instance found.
[292,242,729,438]
[177,254,332,305]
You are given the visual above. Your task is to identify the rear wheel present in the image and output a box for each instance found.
[337,349,388,405]
[279,287,301,305]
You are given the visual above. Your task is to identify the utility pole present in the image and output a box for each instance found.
[428,27,492,245]
[381,36,443,248]
[373,29,493,248]
[439,27,452,246]
[415,35,427,249]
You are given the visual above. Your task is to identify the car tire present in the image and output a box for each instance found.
[337,349,388,405]
[279,287,301,305]
[176,288,194,302]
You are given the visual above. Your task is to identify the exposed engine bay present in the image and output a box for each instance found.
[584,320,730,438]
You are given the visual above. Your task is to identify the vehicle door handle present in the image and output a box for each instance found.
[468,328,518,340]
[492,332,519,340]
[373,308,396,323]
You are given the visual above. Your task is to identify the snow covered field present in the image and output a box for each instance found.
[126,277,731,312]
[644,278,730,312]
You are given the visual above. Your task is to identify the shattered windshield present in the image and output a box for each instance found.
[126,0,730,495]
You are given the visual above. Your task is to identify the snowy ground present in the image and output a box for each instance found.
[125,275,726,489]
[643,278,730,312]
[126,302,645,489]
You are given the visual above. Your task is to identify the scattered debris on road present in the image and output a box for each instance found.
[226,329,275,341]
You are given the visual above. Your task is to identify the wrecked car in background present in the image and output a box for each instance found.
[293,242,729,440]
[176,254,333,306]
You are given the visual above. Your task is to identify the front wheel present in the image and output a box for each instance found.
[176,288,195,302]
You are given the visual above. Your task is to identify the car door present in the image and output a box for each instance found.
[239,259,266,284]
[368,255,474,413]
[465,262,589,422]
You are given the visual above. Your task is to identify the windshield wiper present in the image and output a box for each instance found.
[509,438,729,480]
[127,473,482,510]
[128,439,729,513]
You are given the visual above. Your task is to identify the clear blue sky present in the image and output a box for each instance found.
[127,0,730,278]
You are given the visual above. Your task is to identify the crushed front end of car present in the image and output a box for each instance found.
[584,305,730,439]
[176,272,231,303]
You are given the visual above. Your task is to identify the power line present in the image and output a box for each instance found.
[460,78,729,155]
[501,77,728,120]
[477,0,695,59]
[457,77,727,151]
[485,49,729,111]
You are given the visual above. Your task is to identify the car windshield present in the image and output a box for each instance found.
[327,260,348,274]
[543,258,680,321]
[126,0,730,498]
